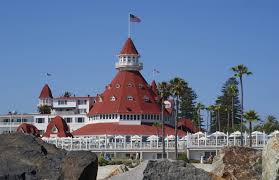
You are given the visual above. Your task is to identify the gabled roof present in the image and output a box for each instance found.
[43,116,73,138]
[88,71,161,115]
[39,84,53,99]
[17,123,40,137]
[72,123,186,136]
[178,118,198,133]
[119,38,139,55]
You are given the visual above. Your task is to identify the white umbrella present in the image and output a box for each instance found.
[252,131,264,136]
[147,135,159,141]
[180,135,188,141]
[268,130,279,137]
[199,136,208,141]
[131,135,141,141]
[193,131,204,136]
[229,131,241,138]
[210,131,227,137]
[115,135,125,139]
[165,135,175,141]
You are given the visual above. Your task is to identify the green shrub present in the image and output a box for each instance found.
[98,156,109,166]
[178,153,189,163]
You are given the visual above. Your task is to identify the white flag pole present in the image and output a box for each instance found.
[128,13,131,38]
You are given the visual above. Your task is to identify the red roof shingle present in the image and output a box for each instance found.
[88,71,161,115]
[39,84,53,99]
[120,38,139,55]
[72,123,186,136]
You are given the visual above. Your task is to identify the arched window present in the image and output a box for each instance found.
[116,84,121,88]
[110,96,116,102]
[127,83,133,87]
[51,126,58,133]
[144,96,150,102]
[127,96,134,101]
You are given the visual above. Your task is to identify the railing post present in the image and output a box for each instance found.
[215,135,217,147]
[98,136,101,149]
[245,131,247,146]
[71,138,73,150]
[256,133,258,147]
[205,132,207,147]
[105,135,107,149]
[140,136,142,149]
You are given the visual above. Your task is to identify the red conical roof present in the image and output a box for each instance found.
[88,71,161,115]
[119,38,139,55]
[39,84,53,99]
[43,116,73,138]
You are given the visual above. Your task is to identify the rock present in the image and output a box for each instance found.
[106,165,129,179]
[262,137,279,180]
[143,160,211,180]
[0,133,98,180]
[211,146,262,180]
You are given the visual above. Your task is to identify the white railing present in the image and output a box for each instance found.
[43,132,270,152]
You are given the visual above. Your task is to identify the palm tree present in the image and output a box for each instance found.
[169,77,187,160]
[227,84,237,129]
[214,105,221,131]
[243,110,260,147]
[207,105,216,132]
[224,107,230,131]
[158,81,171,158]
[196,103,205,130]
[231,65,252,146]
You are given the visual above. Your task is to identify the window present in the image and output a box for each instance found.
[127,83,133,87]
[51,126,58,133]
[58,100,67,105]
[78,100,87,105]
[144,96,150,102]
[110,96,116,102]
[76,117,84,123]
[78,109,87,114]
[127,96,134,101]
[36,118,45,123]
[123,115,126,120]
[116,84,121,88]
[137,115,140,120]
[120,115,123,120]
[139,84,144,89]
[65,117,72,123]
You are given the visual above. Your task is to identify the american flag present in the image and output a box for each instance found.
[46,73,52,76]
[130,14,141,23]
[153,69,160,74]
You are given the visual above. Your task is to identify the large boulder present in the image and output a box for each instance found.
[0,133,98,180]
[211,146,262,180]
[143,160,212,180]
[262,137,279,180]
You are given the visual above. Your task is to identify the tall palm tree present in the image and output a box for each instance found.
[244,110,260,147]
[215,105,221,131]
[169,77,187,160]
[231,65,252,146]
[227,84,237,129]
[196,103,205,130]
[207,105,216,132]
[224,107,230,131]
[158,81,171,159]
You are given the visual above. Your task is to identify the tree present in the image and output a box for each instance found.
[214,105,221,131]
[152,122,162,137]
[38,105,51,114]
[254,115,279,134]
[214,77,241,132]
[63,91,72,97]
[196,103,205,130]
[207,105,216,132]
[158,81,171,158]
[227,84,238,129]
[169,77,187,160]
[244,110,260,147]
[179,85,197,120]
[231,65,252,146]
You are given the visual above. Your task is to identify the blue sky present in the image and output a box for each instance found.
[0,1,278,120]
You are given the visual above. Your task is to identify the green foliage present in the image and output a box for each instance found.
[63,91,72,97]
[178,153,189,163]
[211,77,241,132]
[38,105,51,114]
[254,115,279,134]
[98,155,109,166]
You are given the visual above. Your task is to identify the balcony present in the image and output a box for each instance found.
[115,62,143,71]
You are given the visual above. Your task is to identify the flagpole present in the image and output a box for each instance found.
[128,13,130,37]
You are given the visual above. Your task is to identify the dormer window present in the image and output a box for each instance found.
[127,96,134,101]
[127,83,133,87]
[110,96,116,102]
[116,84,121,88]
[139,84,144,89]
[51,126,58,133]
[144,96,150,102]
